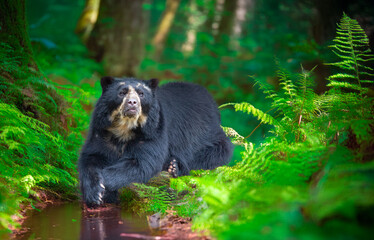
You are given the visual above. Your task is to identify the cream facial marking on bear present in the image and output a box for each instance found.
[136,82,151,92]
[108,86,147,141]
[126,86,141,110]
[138,113,148,127]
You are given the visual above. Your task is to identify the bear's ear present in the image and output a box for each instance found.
[147,78,159,90]
[101,76,115,92]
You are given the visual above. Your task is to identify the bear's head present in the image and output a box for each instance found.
[97,76,159,141]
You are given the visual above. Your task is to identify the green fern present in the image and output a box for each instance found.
[186,14,374,239]
[220,102,278,126]
[0,102,78,232]
[325,14,374,147]
[221,64,324,145]
[327,13,374,92]
[0,43,22,75]
[131,182,176,214]
[255,65,324,144]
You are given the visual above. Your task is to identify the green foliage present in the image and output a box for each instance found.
[169,176,202,218]
[0,42,21,75]
[220,102,277,126]
[222,65,324,145]
[261,66,325,144]
[119,173,202,218]
[1,3,372,239]
[0,103,78,234]
[138,0,320,146]
[118,172,175,214]
[327,13,374,92]
[140,0,318,103]
[120,17,373,239]
[0,39,99,234]
[131,183,175,214]
[306,147,374,223]
[221,126,253,151]
[324,14,374,155]
[179,14,373,239]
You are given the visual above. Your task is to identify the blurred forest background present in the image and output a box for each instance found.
[26,0,374,146]
[1,0,374,239]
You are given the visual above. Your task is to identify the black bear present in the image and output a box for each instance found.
[78,77,233,207]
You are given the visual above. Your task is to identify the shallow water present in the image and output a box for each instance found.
[14,203,155,240]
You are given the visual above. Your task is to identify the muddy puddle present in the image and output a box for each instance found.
[12,202,162,240]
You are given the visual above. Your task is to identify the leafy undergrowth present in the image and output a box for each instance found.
[0,38,101,236]
[126,14,374,239]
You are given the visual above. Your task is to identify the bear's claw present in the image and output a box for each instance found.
[85,178,106,208]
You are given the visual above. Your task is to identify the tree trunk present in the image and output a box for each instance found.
[87,0,150,77]
[0,0,39,73]
[210,0,224,36]
[75,0,101,43]
[152,0,180,57]
[181,0,197,54]
[232,0,253,39]
[0,0,68,134]
[217,0,237,37]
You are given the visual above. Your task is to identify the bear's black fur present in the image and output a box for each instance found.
[78,77,233,207]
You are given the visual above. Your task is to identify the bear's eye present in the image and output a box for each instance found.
[118,90,127,97]
[138,91,144,97]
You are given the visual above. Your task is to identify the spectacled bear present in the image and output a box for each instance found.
[78,77,233,207]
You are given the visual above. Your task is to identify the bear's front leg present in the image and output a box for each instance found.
[102,157,162,191]
[78,152,108,208]
[80,166,106,208]
[102,140,167,191]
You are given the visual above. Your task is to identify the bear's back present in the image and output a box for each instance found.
[157,82,222,149]
[157,82,220,123]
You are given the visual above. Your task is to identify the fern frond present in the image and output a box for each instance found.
[327,13,374,93]
[327,81,369,93]
[0,43,21,74]
[277,67,297,100]
[0,103,60,145]
[221,126,253,152]
[221,102,277,126]
[328,73,357,80]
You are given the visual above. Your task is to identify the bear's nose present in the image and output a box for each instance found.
[127,99,137,106]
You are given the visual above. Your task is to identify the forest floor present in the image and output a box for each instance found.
[146,211,211,240]
[119,213,211,240]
